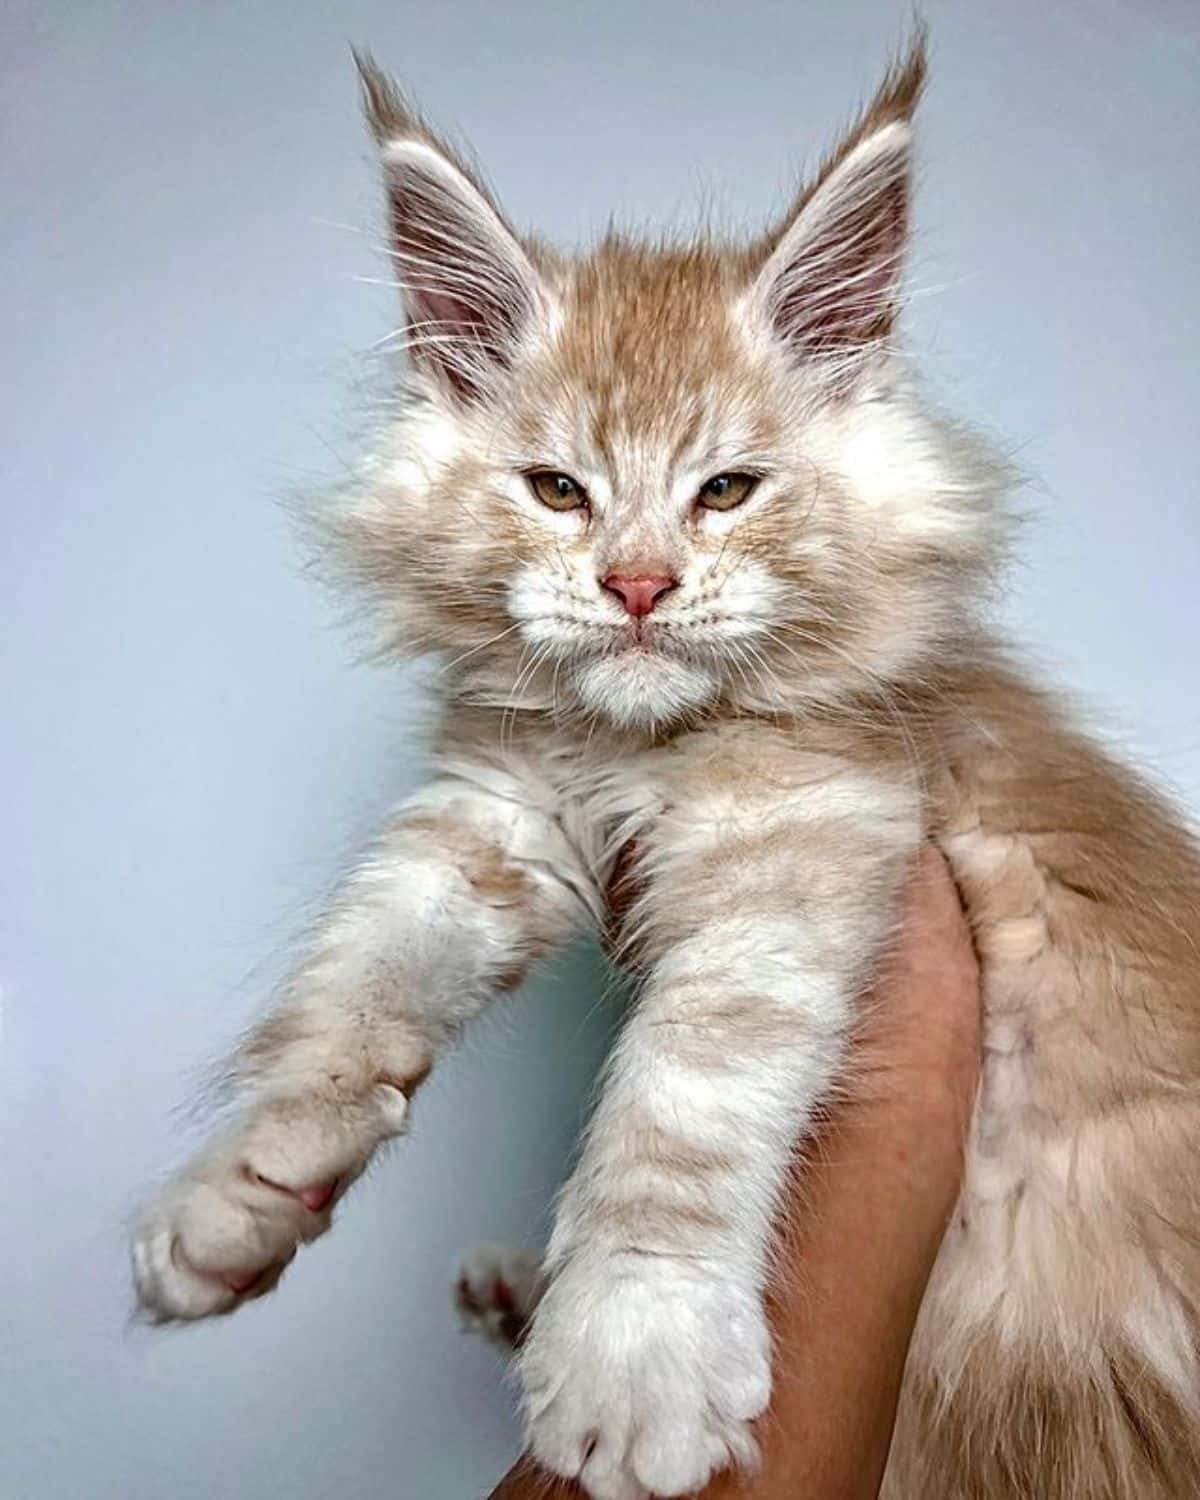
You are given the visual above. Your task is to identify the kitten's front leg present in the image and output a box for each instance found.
[521,756,921,1500]
[132,766,591,1321]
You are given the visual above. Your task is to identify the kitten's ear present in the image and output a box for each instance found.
[750,33,926,384]
[355,52,547,403]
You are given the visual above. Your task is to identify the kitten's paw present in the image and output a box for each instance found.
[131,1084,408,1321]
[520,1254,770,1500]
[455,1242,544,1349]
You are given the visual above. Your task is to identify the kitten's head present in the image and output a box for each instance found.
[328,36,1007,733]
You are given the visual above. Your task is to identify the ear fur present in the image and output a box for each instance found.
[751,32,926,382]
[354,51,547,403]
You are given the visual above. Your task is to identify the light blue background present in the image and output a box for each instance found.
[3,2,1197,1496]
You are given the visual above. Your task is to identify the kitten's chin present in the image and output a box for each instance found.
[572,651,718,730]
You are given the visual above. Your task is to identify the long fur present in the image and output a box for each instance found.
[132,35,1200,1500]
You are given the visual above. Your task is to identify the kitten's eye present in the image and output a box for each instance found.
[526,470,589,512]
[696,472,759,512]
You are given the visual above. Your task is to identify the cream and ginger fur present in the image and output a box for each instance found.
[132,39,1200,1500]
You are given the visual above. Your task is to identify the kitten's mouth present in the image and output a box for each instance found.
[612,634,663,663]
[616,619,663,652]
[571,624,721,728]
[603,619,701,668]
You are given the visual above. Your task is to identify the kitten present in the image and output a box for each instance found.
[131,37,1200,1500]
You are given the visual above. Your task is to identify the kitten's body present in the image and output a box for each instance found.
[449,663,1200,1498]
[890,667,1200,1498]
[132,41,1200,1499]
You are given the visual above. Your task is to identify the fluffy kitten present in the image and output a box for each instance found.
[131,38,1200,1500]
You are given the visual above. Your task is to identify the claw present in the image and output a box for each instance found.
[250,1169,339,1215]
[226,1268,267,1296]
[297,1178,338,1213]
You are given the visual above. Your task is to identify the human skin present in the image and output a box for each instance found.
[490,845,982,1499]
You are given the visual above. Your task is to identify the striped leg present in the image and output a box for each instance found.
[132,765,591,1322]
[521,753,920,1500]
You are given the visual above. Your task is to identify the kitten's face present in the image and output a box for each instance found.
[446,246,938,732]
[337,51,1002,732]
[504,258,799,731]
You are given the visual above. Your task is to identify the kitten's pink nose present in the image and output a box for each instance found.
[601,574,678,618]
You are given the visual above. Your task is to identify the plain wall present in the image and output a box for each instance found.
[3,2,1198,1496]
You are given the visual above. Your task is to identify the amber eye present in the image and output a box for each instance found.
[696,472,759,512]
[526,470,589,512]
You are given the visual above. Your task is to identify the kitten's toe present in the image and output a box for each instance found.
[455,1242,544,1349]
[521,1253,769,1499]
[131,1092,393,1322]
[131,1172,303,1321]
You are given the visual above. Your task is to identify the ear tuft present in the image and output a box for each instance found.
[353,48,421,146]
[777,27,927,240]
[751,29,927,382]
